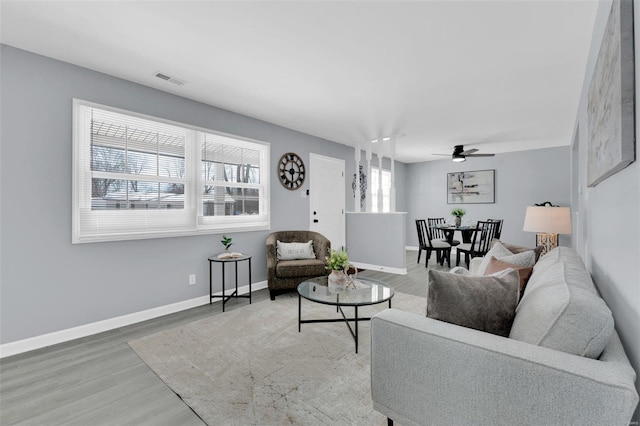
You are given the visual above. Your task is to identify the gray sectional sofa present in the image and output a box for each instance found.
[371,247,639,425]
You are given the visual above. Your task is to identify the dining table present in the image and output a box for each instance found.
[434,224,478,246]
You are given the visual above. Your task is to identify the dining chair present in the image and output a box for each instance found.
[455,220,499,268]
[416,219,452,268]
[427,218,460,246]
[487,218,504,240]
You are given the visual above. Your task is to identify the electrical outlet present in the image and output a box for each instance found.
[188,274,196,285]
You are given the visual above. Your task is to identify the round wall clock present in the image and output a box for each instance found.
[278,152,305,190]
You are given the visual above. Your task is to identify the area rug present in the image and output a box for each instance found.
[129,291,426,425]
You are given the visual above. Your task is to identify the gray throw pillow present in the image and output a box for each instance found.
[426,269,520,337]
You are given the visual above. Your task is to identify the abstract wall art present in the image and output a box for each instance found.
[447,169,495,204]
[352,164,367,209]
[587,0,635,187]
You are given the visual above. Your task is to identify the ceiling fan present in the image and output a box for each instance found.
[433,145,496,162]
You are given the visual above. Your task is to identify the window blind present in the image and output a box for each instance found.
[73,99,270,243]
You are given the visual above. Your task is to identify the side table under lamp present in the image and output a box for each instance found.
[523,201,573,256]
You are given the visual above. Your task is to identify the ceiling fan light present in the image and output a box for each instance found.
[452,154,466,162]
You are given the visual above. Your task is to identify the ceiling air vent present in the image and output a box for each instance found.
[154,72,186,86]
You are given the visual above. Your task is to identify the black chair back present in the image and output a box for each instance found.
[428,218,447,240]
[470,220,500,256]
[415,219,428,249]
[487,218,504,240]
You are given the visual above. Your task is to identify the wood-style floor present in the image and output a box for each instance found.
[0,249,450,425]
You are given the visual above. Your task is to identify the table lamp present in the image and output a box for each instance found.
[523,202,572,256]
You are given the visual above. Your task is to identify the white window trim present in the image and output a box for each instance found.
[72,99,270,243]
[370,166,391,213]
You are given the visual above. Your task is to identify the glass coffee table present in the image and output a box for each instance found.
[297,276,394,353]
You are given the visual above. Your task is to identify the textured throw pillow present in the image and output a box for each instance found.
[483,256,534,298]
[497,250,535,269]
[492,239,544,262]
[476,242,514,275]
[426,269,520,337]
[477,242,536,275]
[449,266,471,275]
[276,240,316,260]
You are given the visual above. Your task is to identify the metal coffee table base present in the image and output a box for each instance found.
[298,294,392,354]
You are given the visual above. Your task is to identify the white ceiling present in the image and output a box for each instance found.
[0,0,597,163]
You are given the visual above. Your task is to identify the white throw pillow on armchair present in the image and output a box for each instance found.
[276,240,316,260]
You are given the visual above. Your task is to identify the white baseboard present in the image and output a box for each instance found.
[350,261,407,275]
[0,280,267,359]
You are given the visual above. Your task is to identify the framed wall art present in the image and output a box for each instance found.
[587,0,635,187]
[447,169,495,204]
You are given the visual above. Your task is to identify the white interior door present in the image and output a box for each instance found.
[309,153,345,250]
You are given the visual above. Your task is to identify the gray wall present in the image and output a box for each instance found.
[405,146,572,249]
[0,45,407,344]
[346,213,406,272]
[574,1,639,420]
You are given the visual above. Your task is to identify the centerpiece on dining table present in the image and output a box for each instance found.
[451,208,466,227]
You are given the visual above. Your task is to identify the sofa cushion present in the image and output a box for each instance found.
[528,246,598,294]
[276,259,326,278]
[509,262,614,358]
[427,269,519,337]
[483,256,533,298]
[276,240,316,260]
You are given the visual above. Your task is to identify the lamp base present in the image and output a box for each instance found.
[536,233,558,256]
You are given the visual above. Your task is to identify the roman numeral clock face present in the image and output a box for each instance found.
[278,152,305,190]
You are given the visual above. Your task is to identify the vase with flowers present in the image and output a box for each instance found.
[325,248,350,293]
[451,208,466,227]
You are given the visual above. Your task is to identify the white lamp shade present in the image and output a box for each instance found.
[523,206,573,235]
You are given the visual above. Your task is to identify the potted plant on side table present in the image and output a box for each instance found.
[451,208,466,227]
[221,235,233,251]
[217,235,242,259]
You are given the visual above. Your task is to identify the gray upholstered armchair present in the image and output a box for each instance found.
[266,230,330,300]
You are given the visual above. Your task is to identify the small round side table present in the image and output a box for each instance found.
[208,254,252,312]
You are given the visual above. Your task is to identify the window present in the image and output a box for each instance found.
[370,167,391,213]
[73,99,270,243]
[199,132,266,225]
